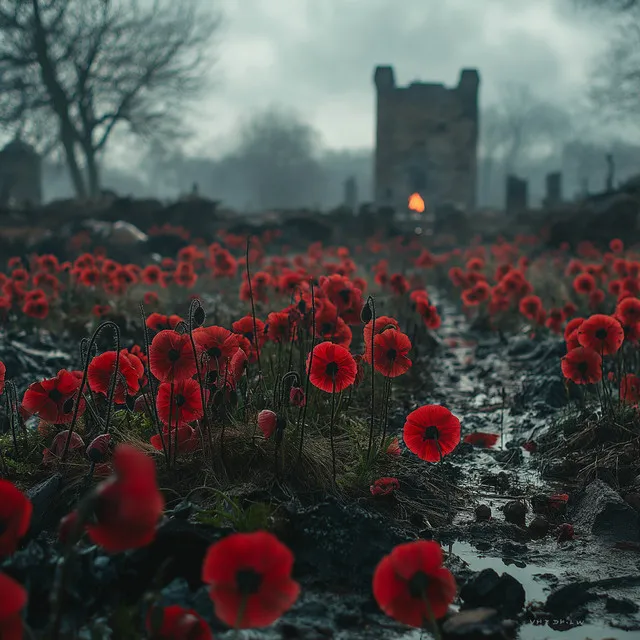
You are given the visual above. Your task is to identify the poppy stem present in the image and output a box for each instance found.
[298,282,316,464]
[422,594,443,640]
[366,296,377,461]
[245,236,265,386]
[167,382,174,467]
[5,392,19,458]
[330,376,337,485]
[234,595,248,635]
[379,375,392,453]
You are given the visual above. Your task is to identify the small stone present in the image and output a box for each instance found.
[460,568,525,615]
[442,608,507,639]
[503,500,527,527]
[606,596,639,614]
[528,516,550,539]
[475,505,492,522]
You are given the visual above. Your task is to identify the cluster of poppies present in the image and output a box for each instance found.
[0,443,459,637]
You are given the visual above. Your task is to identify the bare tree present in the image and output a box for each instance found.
[229,107,326,211]
[0,0,219,197]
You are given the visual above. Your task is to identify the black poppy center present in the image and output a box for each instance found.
[422,425,439,441]
[49,388,63,403]
[322,322,333,334]
[175,394,186,407]
[407,570,430,598]
[595,328,607,340]
[325,362,339,377]
[339,289,351,303]
[207,346,222,359]
[0,518,7,535]
[244,331,254,343]
[387,348,397,361]
[577,361,589,374]
[236,568,263,595]
[168,348,181,362]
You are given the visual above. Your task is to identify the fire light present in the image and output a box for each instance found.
[408,192,425,213]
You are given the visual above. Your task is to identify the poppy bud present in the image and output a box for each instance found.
[257,410,277,438]
[289,386,306,407]
[133,395,149,414]
[360,302,373,324]
[86,434,111,463]
[192,306,206,328]
[297,299,306,314]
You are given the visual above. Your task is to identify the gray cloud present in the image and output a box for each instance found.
[191,0,602,151]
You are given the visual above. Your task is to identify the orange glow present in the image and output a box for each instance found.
[408,192,425,213]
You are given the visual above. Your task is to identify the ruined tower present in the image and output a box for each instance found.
[373,66,479,213]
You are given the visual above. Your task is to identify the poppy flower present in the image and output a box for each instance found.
[464,432,499,448]
[306,342,357,393]
[194,326,240,370]
[22,297,49,319]
[146,605,212,640]
[0,572,27,640]
[0,481,32,556]
[86,434,111,463]
[88,351,141,404]
[141,265,163,286]
[522,441,537,453]
[149,330,197,383]
[577,314,624,355]
[257,409,283,439]
[363,316,400,354]
[518,295,543,321]
[372,540,456,627]
[573,273,596,295]
[156,378,203,425]
[616,297,640,324]
[43,430,86,464]
[202,531,300,629]
[232,316,266,350]
[620,374,640,404]
[22,369,85,424]
[81,444,164,552]
[403,405,461,462]
[564,317,584,341]
[549,493,569,511]
[373,329,412,378]
[370,477,400,496]
[561,347,602,384]
[0,359,5,395]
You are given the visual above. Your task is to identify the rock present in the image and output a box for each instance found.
[606,596,639,614]
[476,505,492,522]
[507,337,537,357]
[570,480,640,541]
[502,501,527,527]
[459,568,526,615]
[442,608,516,639]
[528,516,549,539]
[545,582,598,616]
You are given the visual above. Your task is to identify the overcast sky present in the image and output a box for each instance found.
[187,0,607,154]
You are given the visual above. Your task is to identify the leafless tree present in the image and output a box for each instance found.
[229,107,326,211]
[0,0,219,198]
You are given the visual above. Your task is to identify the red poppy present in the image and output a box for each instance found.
[464,432,499,448]
[86,434,111,463]
[194,326,240,370]
[563,301,577,318]
[149,330,197,383]
[549,493,569,511]
[518,295,543,321]
[232,316,266,350]
[573,273,596,295]
[306,342,357,393]
[0,481,32,556]
[156,379,203,425]
[43,430,85,464]
[577,314,624,355]
[564,317,584,341]
[370,477,400,496]
[0,572,27,640]
[22,297,49,319]
[257,409,282,438]
[80,444,164,552]
[88,351,141,404]
[146,605,212,640]
[22,369,85,424]
[620,374,640,404]
[0,359,5,395]
[373,329,412,378]
[403,405,461,462]
[141,265,163,286]
[561,347,602,384]
[616,297,640,324]
[202,531,300,629]
[522,441,537,453]
[372,540,456,627]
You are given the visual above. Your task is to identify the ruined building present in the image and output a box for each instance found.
[373,66,479,213]
[0,137,42,208]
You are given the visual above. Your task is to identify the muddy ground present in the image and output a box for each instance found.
[2,292,640,640]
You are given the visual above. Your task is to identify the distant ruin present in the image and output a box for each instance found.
[373,66,479,213]
[0,137,42,208]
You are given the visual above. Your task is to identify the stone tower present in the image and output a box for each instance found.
[373,66,479,213]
